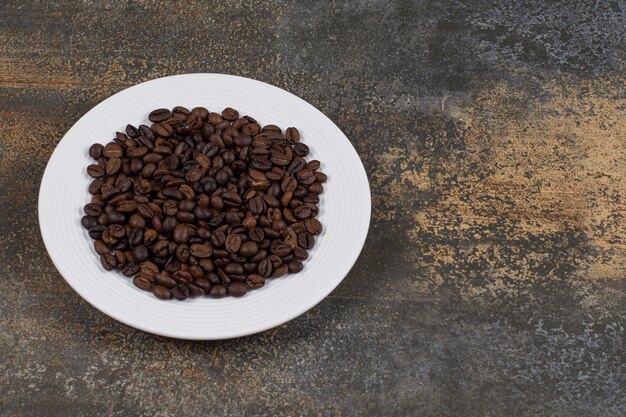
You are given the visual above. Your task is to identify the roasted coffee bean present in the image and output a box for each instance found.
[87,164,105,178]
[89,179,104,195]
[307,183,323,194]
[100,253,116,270]
[107,210,125,224]
[128,228,143,246]
[217,268,231,285]
[88,225,106,240]
[271,241,292,257]
[209,285,226,298]
[246,274,265,289]
[305,218,323,234]
[298,232,315,249]
[194,277,211,292]
[103,143,123,158]
[272,264,289,278]
[293,247,308,261]
[190,243,212,258]
[227,281,247,297]
[155,272,177,288]
[173,270,192,283]
[152,284,171,299]
[293,142,309,156]
[239,241,259,257]
[117,199,137,213]
[170,284,190,301]
[281,176,297,193]
[94,240,110,255]
[249,227,264,242]
[288,260,304,273]
[186,282,205,297]
[315,172,327,183]
[133,275,153,291]
[81,215,98,230]
[224,263,244,275]
[285,127,300,143]
[121,262,139,277]
[222,107,239,121]
[225,234,242,253]
[149,108,171,123]
[133,244,149,262]
[89,143,104,159]
[172,223,189,243]
[258,258,273,277]
[106,157,121,175]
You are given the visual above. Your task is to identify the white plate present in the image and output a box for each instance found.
[38,74,370,340]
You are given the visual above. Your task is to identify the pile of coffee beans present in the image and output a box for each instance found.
[82,106,325,300]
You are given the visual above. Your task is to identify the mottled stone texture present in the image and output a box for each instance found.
[1,1,624,416]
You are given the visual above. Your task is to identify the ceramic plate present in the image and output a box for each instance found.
[39,74,370,340]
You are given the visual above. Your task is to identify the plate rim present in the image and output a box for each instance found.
[38,73,371,340]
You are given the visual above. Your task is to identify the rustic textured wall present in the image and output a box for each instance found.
[1,1,624,416]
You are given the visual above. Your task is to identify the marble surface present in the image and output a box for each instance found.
[1,1,624,416]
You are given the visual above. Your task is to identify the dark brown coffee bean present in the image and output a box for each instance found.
[152,284,171,299]
[116,199,137,213]
[81,215,98,230]
[248,227,264,242]
[225,234,242,253]
[222,191,242,206]
[315,172,327,183]
[149,108,171,123]
[224,263,244,275]
[227,281,247,297]
[270,241,291,257]
[258,258,273,277]
[288,260,304,272]
[172,224,189,243]
[132,275,152,291]
[294,205,312,219]
[217,268,231,285]
[222,107,239,121]
[308,183,323,194]
[246,274,265,289]
[248,196,265,214]
[285,127,300,143]
[122,262,139,277]
[89,143,104,159]
[209,285,226,298]
[186,283,205,297]
[194,277,211,292]
[94,240,110,255]
[292,143,308,156]
[170,284,190,301]
[177,211,194,223]
[190,244,212,258]
[281,176,297,192]
[298,232,315,249]
[304,218,323,234]
[87,164,105,178]
[100,253,116,270]
[103,143,123,158]
[133,245,149,262]
[88,225,106,240]
[272,264,289,278]
[155,272,177,288]
[89,179,104,194]
[105,157,121,175]
[293,247,308,261]
[239,241,259,257]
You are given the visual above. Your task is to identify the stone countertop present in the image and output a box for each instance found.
[1,1,624,416]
